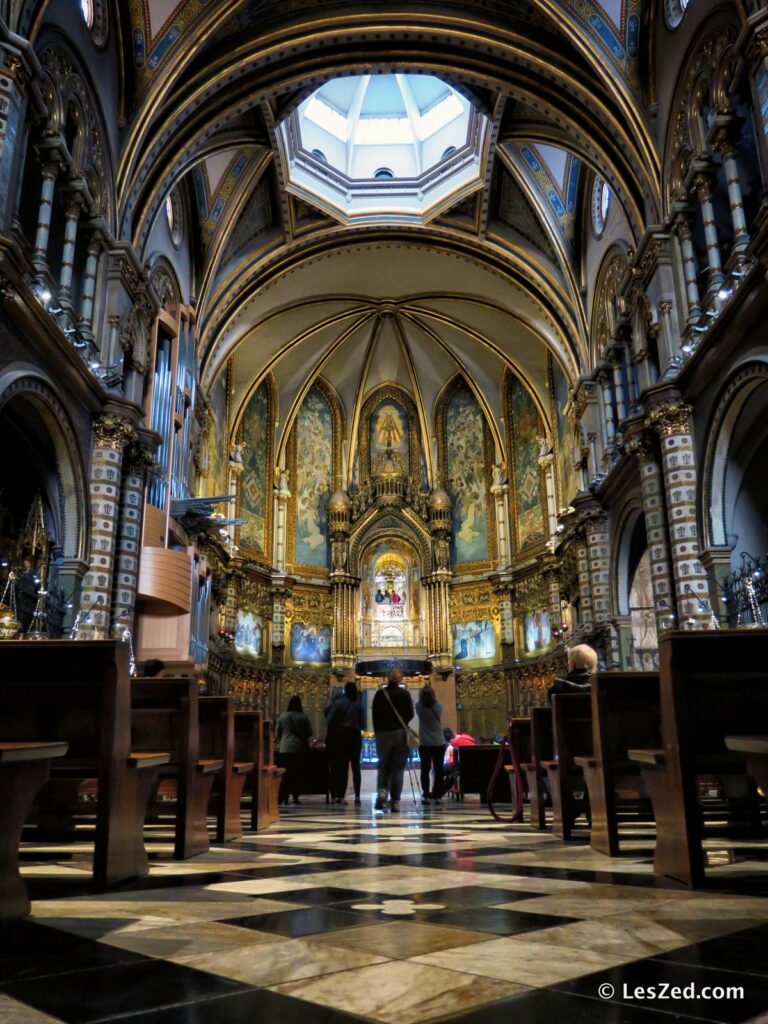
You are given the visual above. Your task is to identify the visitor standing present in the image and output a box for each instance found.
[275,695,313,805]
[325,680,365,804]
[415,684,446,802]
[371,667,414,812]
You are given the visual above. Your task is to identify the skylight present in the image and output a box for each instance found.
[278,73,489,225]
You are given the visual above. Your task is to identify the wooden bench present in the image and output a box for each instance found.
[629,630,768,887]
[520,707,554,830]
[543,693,592,840]
[0,741,68,918]
[260,719,283,828]
[0,640,169,888]
[724,736,768,799]
[574,672,660,856]
[199,697,254,843]
[234,710,264,830]
[132,678,223,859]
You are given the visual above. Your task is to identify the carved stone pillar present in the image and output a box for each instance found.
[58,196,83,302]
[712,127,750,258]
[673,215,702,324]
[538,451,558,543]
[79,232,102,341]
[583,508,610,626]
[493,577,515,664]
[646,401,711,622]
[575,534,594,627]
[272,468,291,573]
[625,436,675,629]
[490,466,511,567]
[544,565,562,632]
[329,491,355,670]
[32,161,59,278]
[223,572,238,633]
[80,414,136,638]
[111,440,155,633]
[270,580,288,662]
[692,174,724,296]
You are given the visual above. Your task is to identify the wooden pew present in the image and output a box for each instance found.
[132,678,223,859]
[574,672,660,856]
[234,710,264,830]
[542,693,592,840]
[0,640,169,887]
[725,736,768,799]
[0,742,68,918]
[520,707,554,830]
[629,630,768,887]
[260,719,283,828]
[199,697,254,843]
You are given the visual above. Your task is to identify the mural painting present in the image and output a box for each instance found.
[452,619,496,662]
[509,376,546,551]
[370,398,408,474]
[551,358,580,507]
[446,383,489,565]
[523,610,551,653]
[294,387,332,567]
[207,371,228,497]
[290,621,331,663]
[238,381,269,555]
[235,609,264,658]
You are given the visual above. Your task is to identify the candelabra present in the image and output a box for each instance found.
[739,576,765,628]
[0,570,21,639]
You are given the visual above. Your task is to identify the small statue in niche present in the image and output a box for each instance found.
[350,489,361,519]
[535,433,552,458]
[274,467,290,494]
[229,441,247,474]
[434,537,450,571]
[491,462,507,488]
[331,539,347,572]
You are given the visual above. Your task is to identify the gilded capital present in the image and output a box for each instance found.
[621,436,654,465]
[646,401,692,437]
[93,414,136,452]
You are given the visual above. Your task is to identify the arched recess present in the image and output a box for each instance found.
[702,360,768,562]
[357,384,424,489]
[0,371,88,565]
[349,518,433,580]
[590,243,631,365]
[434,374,497,573]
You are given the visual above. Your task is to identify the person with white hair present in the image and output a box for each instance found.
[547,644,598,703]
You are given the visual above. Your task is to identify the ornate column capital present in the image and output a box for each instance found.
[646,401,692,438]
[620,435,655,464]
[93,414,136,452]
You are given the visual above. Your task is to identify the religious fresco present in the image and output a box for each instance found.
[523,609,551,653]
[370,398,409,473]
[452,619,496,663]
[551,358,580,507]
[508,375,546,551]
[290,621,332,663]
[238,381,269,556]
[294,387,332,568]
[235,609,264,658]
[207,371,228,496]
[446,383,489,565]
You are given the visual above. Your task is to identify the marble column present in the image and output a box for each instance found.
[79,414,136,638]
[32,162,59,278]
[490,468,511,567]
[576,535,594,628]
[270,582,288,659]
[79,232,102,341]
[538,452,558,542]
[273,469,291,573]
[110,441,154,633]
[625,436,675,629]
[673,215,702,324]
[58,196,83,303]
[646,401,711,622]
[692,175,724,296]
[712,133,750,257]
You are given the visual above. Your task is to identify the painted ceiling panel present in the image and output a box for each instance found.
[361,316,413,394]
[507,143,581,249]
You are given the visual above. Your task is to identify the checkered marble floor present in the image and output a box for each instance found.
[4,797,768,1023]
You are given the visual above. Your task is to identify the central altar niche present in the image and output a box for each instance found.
[361,539,422,649]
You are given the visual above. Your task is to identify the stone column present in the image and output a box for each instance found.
[538,451,558,542]
[223,572,238,634]
[646,401,711,622]
[612,354,627,424]
[544,565,562,632]
[692,175,724,297]
[79,414,136,638]
[273,469,291,572]
[712,131,750,258]
[493,576,515,665]
[673,215,702,324]
[625,436,675,629]
[490,466,511,567]
[58,196,83,302]
[32,161,59,278]
[110,441,154,633]
[270,581,288,662]
[79,232,102,341]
